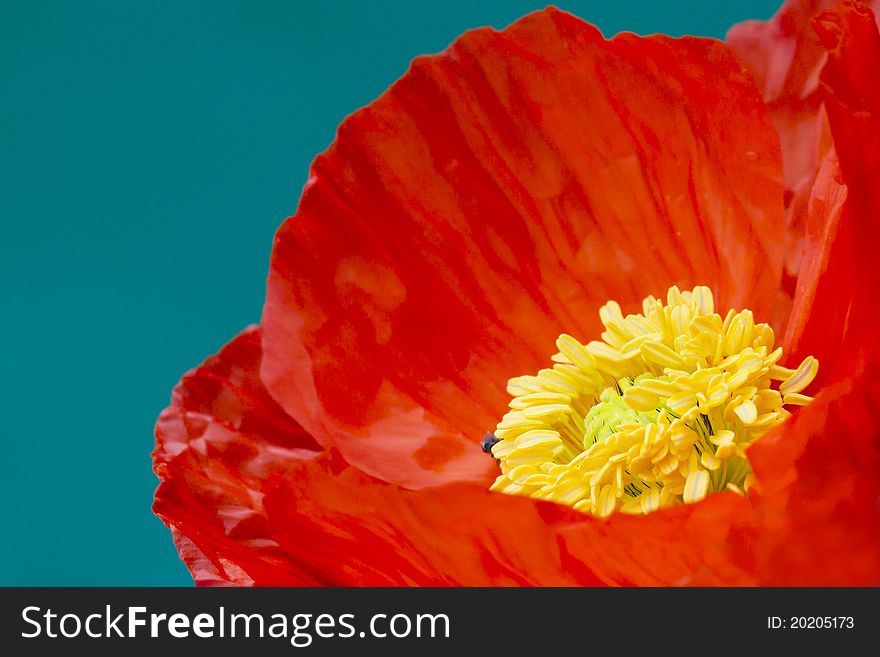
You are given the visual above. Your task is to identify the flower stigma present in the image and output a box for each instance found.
[488,286,819,517]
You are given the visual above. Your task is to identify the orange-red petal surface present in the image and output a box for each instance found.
[727,1,880,584]
[783,1,880,381]
[263,451,589,586]
[556,493,756,586]
[153,327,324,585]
[728,0,878,329]
[261,7,785,491]
[153,328,590,586]
[732,360,880,585]
[729,2,835,285]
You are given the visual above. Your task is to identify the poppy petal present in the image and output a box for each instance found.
[153,327,324,585]
[556,493,755,586]
[728,2,834,289]
[731,357,880,585]
[783,0,880,382]
[260,7,785,490]
[262,451,589,586]
[728,1,878,336]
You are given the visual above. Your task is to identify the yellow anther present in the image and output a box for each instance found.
[556,334,596,371]
[488,286,818,518]
[733,399,758,424]
[779,356,819,395]
[783,393,813,406]
[668,390,697,414]
[700,451,721,471]
[638,378,677,397]
[683,469,710,504]
[512,430,563,450]
[640,341,686,370]
[640,488,661,514]
[704,384,730,408]
[623,386,660,412]
[597,486,617,517]
[692,285,715,315]
[508,464,540,484]
[509,391,573,409]
[599,300,623,325]
[521,403,571,419]
[586,341,624,362]
[536,368,580,395]
[710,430,736,460]
[768,364,796,380]
[506,375,543,396]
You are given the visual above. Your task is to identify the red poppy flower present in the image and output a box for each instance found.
[153,0,880,586]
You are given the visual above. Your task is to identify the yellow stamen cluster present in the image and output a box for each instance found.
[489,286,818,517]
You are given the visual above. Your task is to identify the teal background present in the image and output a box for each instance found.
[0,0,779,585]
